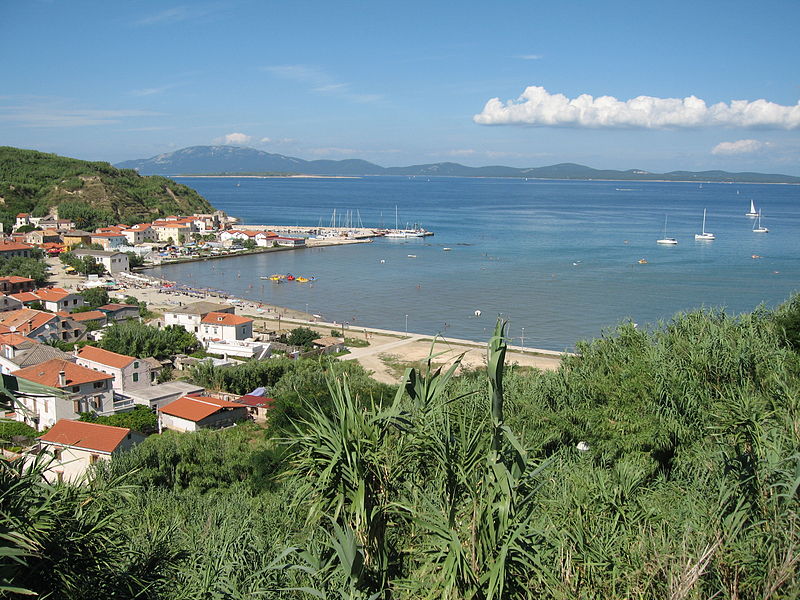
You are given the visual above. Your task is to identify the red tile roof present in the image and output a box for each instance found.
[200,312,253,326]
[31,287,72,303]
[77,345,134,369]
[16,213,30,218]
[98,303,137,312]
[0,241,33,252]
[159,395,244,422]
[235,394,274,408]
[39,419,130,454]
[10,292,38,303]
[0,332,35,347]
[0,309,57,335]
[13,359,113,388]
[63,310,106,323]
[0,276,34,284]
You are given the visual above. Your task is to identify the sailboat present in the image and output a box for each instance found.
[753,210,769,233]
[695,208,715,240]
[746,199,759,218]
[385,206,407,238]
[657,215,678,245]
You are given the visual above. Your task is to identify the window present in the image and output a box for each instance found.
[134,361,139,369]
[133,372,139,382]
[93,381,104,389]
[71,386,80,393]
[72,400,80,413]
[89,454,99,465]
[53,448,62,460]
[92,396,102,409]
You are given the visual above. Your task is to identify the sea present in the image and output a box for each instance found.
[148,176,800,351]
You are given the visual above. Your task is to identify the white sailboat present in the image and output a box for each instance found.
[746,199,759,217]
[695,208,715,240]
[385,206,407,238]
[657,215,678,245]
[753,210,769,233]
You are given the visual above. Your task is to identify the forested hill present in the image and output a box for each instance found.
[0,147,215,231]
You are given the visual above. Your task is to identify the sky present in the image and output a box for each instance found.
[2,0,800,174]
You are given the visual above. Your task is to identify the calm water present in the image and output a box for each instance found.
[150,177,800,350]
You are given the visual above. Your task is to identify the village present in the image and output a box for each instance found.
[1,210,562,485]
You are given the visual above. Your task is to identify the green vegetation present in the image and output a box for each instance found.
[79,406,158,434]
[98,320,199,359]
[79,287,110,308]
[283,326,319,348]
[0,146,215,231]
[0,255,49,286]
[60,251,106,276]
[3,299,800,598]
[0,419,38,443]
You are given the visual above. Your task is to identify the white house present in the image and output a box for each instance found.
[12,359,115,431]
[121,223,156,245]
[198,312,253,343]
[0,334,74,375]
[72,250,130,274]
[75,346,153,410]
[11,287,85,313]
[0,308,84,344]
[37,419,145,483]
[163,302,234,336]
[158,394,248,432]
[90,233,127,250]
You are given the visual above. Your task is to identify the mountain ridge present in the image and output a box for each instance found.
[115,145,800,184]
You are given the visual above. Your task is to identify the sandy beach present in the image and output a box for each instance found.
[46,257,565,383]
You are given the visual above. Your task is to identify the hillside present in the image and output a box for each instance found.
[116,145,800,183]
[0,147,215,231]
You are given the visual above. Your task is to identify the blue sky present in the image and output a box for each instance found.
[2,0,799,173]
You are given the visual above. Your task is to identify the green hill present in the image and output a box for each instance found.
[0,146,215,232]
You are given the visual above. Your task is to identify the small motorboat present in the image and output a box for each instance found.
[286,274,295,281]
[638,259,648,264]
[296,277,310,283]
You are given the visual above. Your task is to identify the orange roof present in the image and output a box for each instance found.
[0,241,33,252]
[96,226,125,234]
[91,233,126,239]
[0,276,34,284]
[10,292,38,303]
[0,309,57,334]
[125,223,152,231]
[0,332,35,347]
[201,312,253,326]
[13,359,113,388]
[32,287,73,302]
[77,345,134,369]
[63,310,106,323]
[39,419,130,454]
[16,213,30,218]
[159,395,244,422]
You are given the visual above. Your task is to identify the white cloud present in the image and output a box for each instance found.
[711,139,771,155]
[517,54,543,60]
[444,149,476,157]
[307,147,358,156]
[214,132,252,145]
[474,86,800,129]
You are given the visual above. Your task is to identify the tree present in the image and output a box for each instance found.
[243,239,257,250]
[0,256,49,286]
[125,252,144,268]
[98,321,199,359]
[287,326,319,348]
[80,287,110,308]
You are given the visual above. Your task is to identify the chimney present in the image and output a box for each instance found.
[58,370,66,387]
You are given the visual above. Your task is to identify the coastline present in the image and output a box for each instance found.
[45,257,565,383]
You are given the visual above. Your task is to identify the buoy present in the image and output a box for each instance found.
[474,310,482,317]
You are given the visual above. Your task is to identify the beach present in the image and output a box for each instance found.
[47,257,564,383]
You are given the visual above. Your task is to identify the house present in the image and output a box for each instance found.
[158,394,248,432]
[198,312,253,343]
[205,338,270,359]
[12,287,85,313]
[24,229,62,246]
[163,301,234,335]
[0,240,33,258]
[15,213,31,229]
[98,303,140,322]
[90,233,126,250]
[75,345,152,399]
[12,359,115,430]
[232,393,273,423]
[151,218,197,242]
[0,336,74,375]
[0,294,24,313]
[120,223,156,245]
[62,230,95,249]
[0,276,35,294]
[0,308,63,343]
[311,336,346,354]
[61,310,108,328]
[34,216,75,230]
[72,249,130,273]
[37,419,145,483]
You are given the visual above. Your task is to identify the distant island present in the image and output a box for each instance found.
[116,145,800,184]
